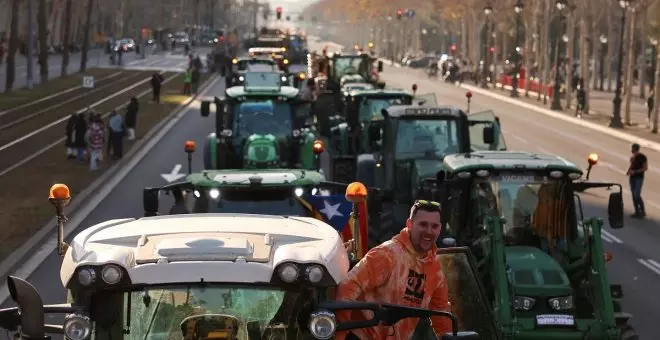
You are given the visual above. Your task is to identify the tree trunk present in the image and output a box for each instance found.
[652,46,660,133]
[565,15,575,109]
[623,10,636,125]
[61,0,72,77]
[4,0,20,93]
[79,0,94,73]
[539,1,551,103]
[37,0,48,83]
[639,18,647,99]
[579,6,590,112]
[523,5,534,97]
[606,5,616,92]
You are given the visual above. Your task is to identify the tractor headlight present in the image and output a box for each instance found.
[308,310,336,339]
[209,189,220,199]
[101,264,123,284]
[239,76,244,81]
[294,188,304,197]
[220,129,232,137]
[306,265,324,283]
[278,262,300,282]
[292,129,301,137]
[77,268,96,286]
[281,76,288,82]
[548,296,573,310]
[64,314,92,340]
[513,296,535,311]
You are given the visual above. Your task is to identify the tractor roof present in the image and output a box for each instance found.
[443,151,582,173]
[225,84,298,98]
[349,89,413,97]
[187,169,325,187]
[61,214,348,287]
[383,105,464,118]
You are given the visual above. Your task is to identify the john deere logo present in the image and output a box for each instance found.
[254,146,270,160]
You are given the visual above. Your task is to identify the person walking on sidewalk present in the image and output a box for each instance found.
[65,113,77,159]
[85,114,105,171]
[627,143,648,218]
[647,91,654,126]
[73,113,87,161]
[124,97,139,140]
[151,72,164,103]
[108,110,125,159]
[183,68,192,95]
[191,66,200,94]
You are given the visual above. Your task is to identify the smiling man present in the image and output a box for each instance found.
[335,200,452,339]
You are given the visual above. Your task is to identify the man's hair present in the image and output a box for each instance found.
[632,143,640,151]
[409,200,441,220]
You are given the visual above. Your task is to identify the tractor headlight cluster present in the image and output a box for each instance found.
[513,296,535,311]
[308,310,337,339]
[77,264,124,286]
[548,296,573,310]
[64,314,92,340]
[276,262,327,284]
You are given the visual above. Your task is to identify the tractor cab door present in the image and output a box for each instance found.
[434,247,500,339]
[414,93,438,106]
[468,110,507,151]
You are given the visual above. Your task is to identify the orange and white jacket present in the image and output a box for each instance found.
[335,227,452,340]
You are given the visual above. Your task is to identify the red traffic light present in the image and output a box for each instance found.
[466,91,472,98]
[396,9,403,15]
[450,44,457,51]
[276,6,282,12]
[489,46,495,52]
[412,83,418,92]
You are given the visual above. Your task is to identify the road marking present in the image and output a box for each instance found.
[601,229,624,244]
[638,258,660,275]
[509,134,529,144]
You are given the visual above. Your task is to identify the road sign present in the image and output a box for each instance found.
[82,76,95,88]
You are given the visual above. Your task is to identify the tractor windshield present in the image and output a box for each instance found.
[359,96,409,121]
[471,174,576,249]
[191,187,309,216]
[395,119,460,160]
[333,57,369,79]
[122,284,300,340]
[233,101,293,138]
[237,60,277,72]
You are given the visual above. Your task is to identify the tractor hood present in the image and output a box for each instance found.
[505,246,572,297]
[243,134,280,168]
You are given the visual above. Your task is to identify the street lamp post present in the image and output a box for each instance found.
[599,35,608,91]
[611,0,632,128]
[511,0,524,97]
[551,0,568,110]
[482,4,493,88]
[650,38,658,90]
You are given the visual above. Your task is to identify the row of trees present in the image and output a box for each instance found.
[305,0,660,131]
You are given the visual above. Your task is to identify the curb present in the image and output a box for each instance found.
[461,82,660,152]
[0,74,219,298]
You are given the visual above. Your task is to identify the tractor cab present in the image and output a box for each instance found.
[200,72,317,170]
[0,183,493,340]
[424,151,635,339]
[227,57,280,87]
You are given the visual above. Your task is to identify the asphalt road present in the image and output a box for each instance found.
[0,46,205,91]
[2,39,657,337]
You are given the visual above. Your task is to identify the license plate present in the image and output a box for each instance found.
[536,314,575,326]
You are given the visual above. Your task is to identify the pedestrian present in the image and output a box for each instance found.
[191,66,200,94]
[183,68,192,95]
[107,110,125,159]
[124,97,139,140]
[647,91,654,125]
[73,113,87,161]
[151,72,164,103]
[65,113,77,159]
[85,114,105,171]
[626,143,648,218]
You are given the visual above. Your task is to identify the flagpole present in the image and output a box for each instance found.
[349,203,360,261]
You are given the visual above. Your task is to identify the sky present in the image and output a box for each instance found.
[265,0,319,12]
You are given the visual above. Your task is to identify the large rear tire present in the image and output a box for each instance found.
[355,155,398,248]
[315,93,337,138]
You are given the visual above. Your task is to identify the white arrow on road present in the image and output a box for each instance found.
[161,164,186,182]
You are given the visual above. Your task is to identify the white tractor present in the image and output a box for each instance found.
[0,183,492,340]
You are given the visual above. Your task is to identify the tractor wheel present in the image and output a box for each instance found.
[355,154,376,188]
[203,137,213,169]
[368,206,398,248]
[203,136,229,169]
[620,324,639,340]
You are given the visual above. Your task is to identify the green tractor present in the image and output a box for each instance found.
[425,150,637,339]
[200,71,320,170]
[314,52,384,137]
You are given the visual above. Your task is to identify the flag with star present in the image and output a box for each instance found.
[296,194,369,259]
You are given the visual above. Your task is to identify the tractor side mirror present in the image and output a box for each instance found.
[143,188,159,217]
[368,124,381,142]
[201,101,211,117]
[377,60,383,72]
[483,126,495,144]
[608,191,624,229]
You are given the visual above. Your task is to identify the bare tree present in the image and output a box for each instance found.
[61,0,73,77]
[606,3,616,92]
[639,17,648,99]
[4,0,20,93]
[79,0,94,72]
[623,9,637,124]
[37,0,49,83]
[578,0,590,112]
[564,9,576,109]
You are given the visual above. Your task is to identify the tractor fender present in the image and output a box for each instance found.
[330,123,348,155]
[356,154,376,188]
[299,132,318,169]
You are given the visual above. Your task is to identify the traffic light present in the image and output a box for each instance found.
[276,6,282,20]
[396,9,403,19]
[450,44,457,55]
